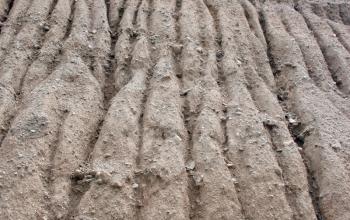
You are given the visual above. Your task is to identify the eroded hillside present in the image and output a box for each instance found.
[0,0,350,219]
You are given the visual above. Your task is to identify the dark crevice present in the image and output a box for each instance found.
[104,0,111,28]
[0,0,15,27]
[181,100,198,219]
[241,1,256,36]
[48,0,59,18]
[103,0,127,110]
[86,2,99,75]
[173,0,199,219]
[147,0,153,35]
[263,123,298,220]
[119,0,143,89]
[175,0,199,218]
[133,0,143,25]
[135,63,152,220]
[259,9,324,220]
[65,175,93,220]
[45,0,76,78]
[174,0,182,49]
[287,117,322,220]
[134,1,152,219]
[303,159,324,220]
[109,0,126,37]
[45,110,69,219]
[288,121,323,220]
[181,77,198,219]
[0,94,15,147]
[63,0,76,41]
[65,119,101,220]
[117,5,125,30]
[174,3,199,218]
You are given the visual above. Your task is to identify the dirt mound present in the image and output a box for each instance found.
[0,0,350,219]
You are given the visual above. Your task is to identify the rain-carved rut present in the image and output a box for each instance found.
[0,0,350,220]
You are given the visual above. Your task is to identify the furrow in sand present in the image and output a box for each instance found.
[1,0,104,219]
[328,20,350,54]
[0,0,57,90]
[134,42,151,220]
[135,0,150,33]
[0,0,33,59]
[113,0,141,93]
[230,3,317,220]
[207,0,246,218]
[203,0,249,218]
[104,0,111,28]
[201,0,221,84]
[59,0,96,69]
[75,36,151,220]
[298,3,350,96]
[103,0,125,107]
[76,1,151,219]
[180,0,245,219]
[278,6,350,119]
[206,0,299,219]
[176,0,199,218]
[64,0,76,40]
[136,0,190,219]
[0,0,58,162]
[179,0,208,218]
[135,1,151,219]
[239,0,267,49]
[62,3,113,216]
[239,0,277,91]
[140,54,189,220]
[48,1,108,218]
[0,44,103,220]
[21,0,74,99]
[47,110,69,218]
[89,0,111,90]
[1,0,350,219]
[0,0,14,23]
[263,4,350,219]
[108,0,126,34]
[15,0,60,99]
[261,6,324,220]
[0,84,15,146]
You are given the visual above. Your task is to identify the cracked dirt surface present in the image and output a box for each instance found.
[0,0,350,219]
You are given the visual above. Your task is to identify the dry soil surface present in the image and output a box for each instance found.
[0,0,350,219]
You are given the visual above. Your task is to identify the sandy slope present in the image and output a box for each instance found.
[0,0,349,219]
